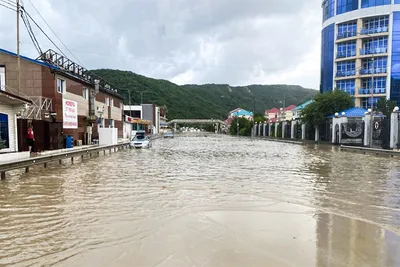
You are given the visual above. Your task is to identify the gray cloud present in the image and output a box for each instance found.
[0,0,321,88]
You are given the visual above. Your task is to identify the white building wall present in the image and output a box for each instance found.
[0,104,20,152]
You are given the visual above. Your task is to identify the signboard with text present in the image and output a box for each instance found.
[63,99,78,129]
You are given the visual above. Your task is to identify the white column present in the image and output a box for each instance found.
[364,114,371,147]
[301,124,306,140]
[291,121,295,139]
[268,123,272,137]
[263,123,266,137]
[390,111,399,149]
[275,122,278,138]
[315,127,319,142]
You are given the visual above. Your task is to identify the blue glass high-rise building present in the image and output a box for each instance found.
[321,0,400,108]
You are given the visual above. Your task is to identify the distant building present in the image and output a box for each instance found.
[228,108,253,120]
[265,105,296,122]
[124,104,166,135]
[292,100,314,121]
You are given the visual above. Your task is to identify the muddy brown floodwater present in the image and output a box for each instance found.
[1,134,400,267]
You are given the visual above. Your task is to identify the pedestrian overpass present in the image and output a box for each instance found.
[167,119,227,133]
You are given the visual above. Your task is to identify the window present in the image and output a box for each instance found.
[110,98,114,107]
[361,57,387,73]
[322,0,335,22]
[362,0,390,8]
[321,24,335,93]
[105,97,110,106]
[109,119,114,128]
[337,41,356,58]
[361,97,381,109]
[363,16,389,32]
[57,78,65,94]
[0,66,5,91]
[337,21,357,39]
[391,12,400,104]
[336,0,358,15]
[0,113,9,149]
[336,79,355,95]
[82,88,88,99]
[336,60,356,77]
[361,37,388,55]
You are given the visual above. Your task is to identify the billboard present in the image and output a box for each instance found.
[63,99,78,129]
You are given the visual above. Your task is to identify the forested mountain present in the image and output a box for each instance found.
[91,69,318,119]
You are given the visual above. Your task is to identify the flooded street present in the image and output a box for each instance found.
[1,134,400,267]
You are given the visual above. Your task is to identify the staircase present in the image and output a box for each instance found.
[5,86,53,120]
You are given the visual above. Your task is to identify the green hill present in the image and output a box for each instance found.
[91,69,318,120]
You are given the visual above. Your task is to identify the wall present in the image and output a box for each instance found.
[0,104,18,152]
[321,23,335,94]
[0,52,43,97]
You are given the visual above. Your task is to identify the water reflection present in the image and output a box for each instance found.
[0,135,400,266]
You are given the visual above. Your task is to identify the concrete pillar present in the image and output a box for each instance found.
[315,127,320,142]
[301,124,306,140]
[174,123,177,132]
[275,122,278,138]
[364,114,371,147]
[263,123,267,137]
[291,121,296,139]
[390,111,399,149]
[268,123,272,137]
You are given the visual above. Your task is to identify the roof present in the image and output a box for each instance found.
[0,90,32,106]
[0,48,124,100]
[293,100,313,111]
[284,105,297,111]
[266,108,280,114]
[328,107,368,118]
[232,109,253,117]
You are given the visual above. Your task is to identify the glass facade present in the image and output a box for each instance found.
[337,41,357,58]
[321,24,335,93]
[0,113,9,149]
[336,79,356,95]
[361,0,391,8]
[323,0,335,22]
[361,37,388,55]
[362,16,389,34]
[337,21,357,39]
[336,61,356,76]
[360,77,387,94]
[360,57,387,74]
[391,12,400,105]
[361,97,381,109]
[337,0,359,15]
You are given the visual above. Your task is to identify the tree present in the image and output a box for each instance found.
[302,89,354,126]
[253,113,266,123]
[376,98,397,117]
[229,117,253,136]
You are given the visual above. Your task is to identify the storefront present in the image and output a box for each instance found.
[0,91,32,153]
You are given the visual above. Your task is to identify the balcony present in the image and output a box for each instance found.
[360,27,389,35]
[359,67,387,75]
[336,50,356,59]
[360,47,388,55]
[358,88,386,95]
[336,70,356,77]
[337,31,357,40]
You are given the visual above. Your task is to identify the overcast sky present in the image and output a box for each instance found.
[0,0,321,89]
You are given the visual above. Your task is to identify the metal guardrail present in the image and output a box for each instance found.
[340,145,400,157]
[0,142,130,179]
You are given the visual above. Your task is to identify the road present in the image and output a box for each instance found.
[1,134,400,266]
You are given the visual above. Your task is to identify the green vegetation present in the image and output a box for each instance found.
[301,89,354,126]
[376,98,397,117]
[229,117,253,136]
[91,69,317,119]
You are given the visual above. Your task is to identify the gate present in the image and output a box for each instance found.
[17,119,63,152]
[340,118,364,146]
[284,122,291,139]
[372,116,390,149]
[294,123,302,139]
[320,121,332,142]
[259,124,264,136]
[270,124,275,137]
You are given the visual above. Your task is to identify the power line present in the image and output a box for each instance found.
[0,1,16,12]
[0,0,16,8]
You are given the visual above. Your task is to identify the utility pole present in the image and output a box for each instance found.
[16,0,20,94]
[370,56,375,148]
